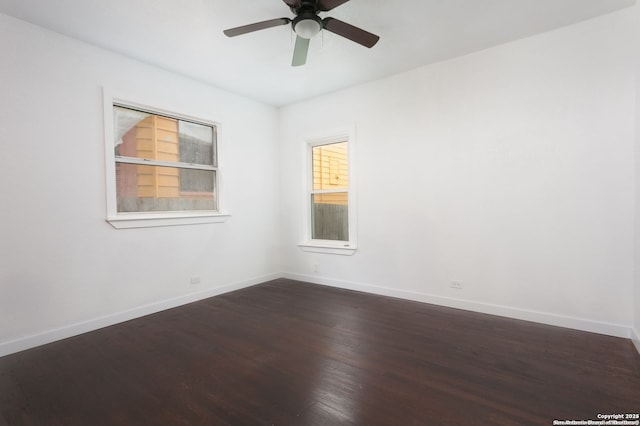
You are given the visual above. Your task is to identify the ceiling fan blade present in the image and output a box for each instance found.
[292,36,310,67]
[282,0,302,8]
[317,0,350,12]
[322,17,379,48]
[223,18,291,37]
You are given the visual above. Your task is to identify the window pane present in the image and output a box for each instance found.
[179,121,215,166]
[116,163,215,212]
[312,142,348,190]
[311,193,348,241]
[114,106,215,166]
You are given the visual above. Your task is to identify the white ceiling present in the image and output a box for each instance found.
[0,0,635,106]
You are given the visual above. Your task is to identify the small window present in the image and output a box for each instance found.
[300,128,356,255]
[311,142,349,241]
[104,90,228,228]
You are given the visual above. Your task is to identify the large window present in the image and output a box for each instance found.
[113,105,217,213]
[300,128,356,255]
[104,91,227,228]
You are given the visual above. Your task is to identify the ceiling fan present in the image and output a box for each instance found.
[223,0,380,67]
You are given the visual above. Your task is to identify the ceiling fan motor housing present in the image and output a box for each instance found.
[288,0,319,14]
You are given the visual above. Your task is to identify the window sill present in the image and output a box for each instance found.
[298,242,357,256]
[107,212,230,229]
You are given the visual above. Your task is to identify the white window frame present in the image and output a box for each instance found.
[103,88,229,229]
[298,126,357,256]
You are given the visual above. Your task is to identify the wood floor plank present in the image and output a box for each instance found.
[0,278,638,425]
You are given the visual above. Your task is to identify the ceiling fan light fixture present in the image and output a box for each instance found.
[293,17,322,39]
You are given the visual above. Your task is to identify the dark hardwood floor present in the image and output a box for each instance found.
[1,278,639,425]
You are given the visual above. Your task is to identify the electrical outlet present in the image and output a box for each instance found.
[450,281,464,290]
[312,263,319,273]
[190,276,201,285]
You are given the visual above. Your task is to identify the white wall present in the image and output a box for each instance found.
[0,14,281,355]
[280,7,637,336]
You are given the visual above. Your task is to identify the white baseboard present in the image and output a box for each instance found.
[0,273,280,358]
[283,272,632,339]
[632,327,640,355]
[2,272,635,359]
